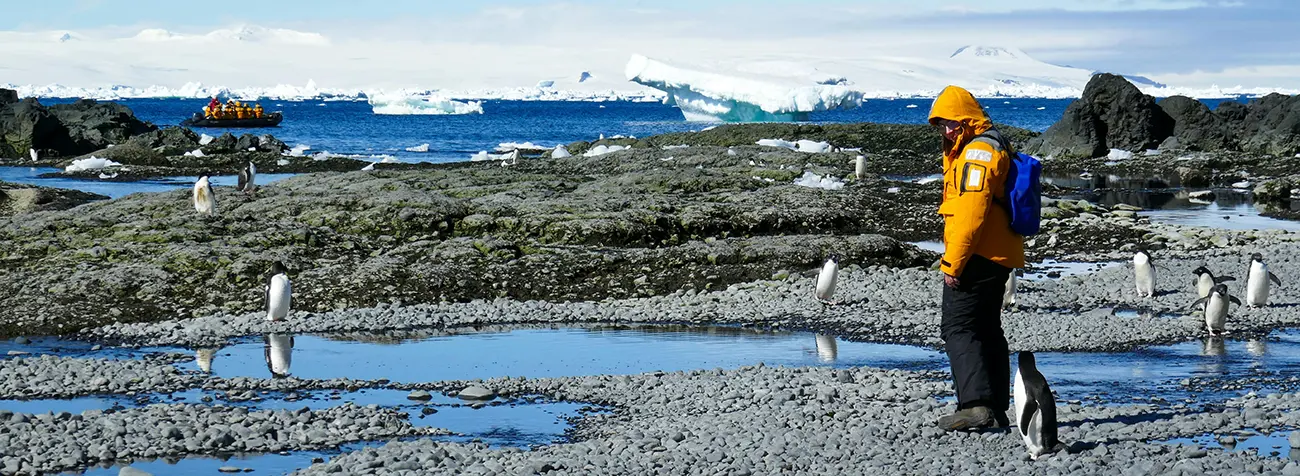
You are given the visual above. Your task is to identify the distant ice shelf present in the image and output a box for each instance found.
[367,93,484,115]
[625,54,863,122]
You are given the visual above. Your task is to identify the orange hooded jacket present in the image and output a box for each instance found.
[928,86,1025,277]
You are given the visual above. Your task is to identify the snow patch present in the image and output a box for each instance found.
[552,145,572,159]
[1106,149,1134,161]
[368,93,483,115]
[285,144,311,157]
[66,157,122,172]
[405,143,431,153]
[756,139,834,153]
[199,134,215,145]
[794,171,845,191]
[184,149,206,157]
[625,54,862,122]
[583,145,630,157]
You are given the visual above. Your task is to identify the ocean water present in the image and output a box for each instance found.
[37,98,1078,163]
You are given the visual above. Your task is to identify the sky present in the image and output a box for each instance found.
[1,0,1297,92]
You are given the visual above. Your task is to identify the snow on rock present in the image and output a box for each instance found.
[368,93,484,115]
[66,157,122,172]
[794,171,845,190]
[1106,149,1134,161]
[405,143,431,153]
[552,145,572,158]
[184,149,206,157]
[625,54,862,122]
[583,145,630,157]
[199,134,215,145]
[756,139,834,153]
[470,150,520,162]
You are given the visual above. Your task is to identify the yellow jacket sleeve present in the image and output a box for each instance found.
[938,140,1007,277]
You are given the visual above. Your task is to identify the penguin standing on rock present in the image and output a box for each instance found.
[1133,249,1156,298]
[854,155,867,181]
[266,261,292,322]
[1014,351,1066,460]
[1245,253,1282,307]
[237,162,257,195]
[1190,283,1240,336]
[814,255,840,304]
[192,176,216,215]
[1192,266,1235,299]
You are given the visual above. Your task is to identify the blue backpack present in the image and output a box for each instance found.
[974,132,1042,237]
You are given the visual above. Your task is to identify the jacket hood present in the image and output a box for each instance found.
[928,85,993,160]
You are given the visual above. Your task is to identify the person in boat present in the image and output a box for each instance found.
[254,104,264,119]
[207,97,220,118]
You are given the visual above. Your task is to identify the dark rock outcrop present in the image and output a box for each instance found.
[0,90,158,159]
[201,133,239,154]
[1236,93,1300,156]
[258,134,288,153]
[1157,96,1232,151]
[126,126,201,156]
[1026,73,1174,158]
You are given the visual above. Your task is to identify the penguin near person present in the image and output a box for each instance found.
[237,162,257,195]
[1245,252,1282,308]
[192,176,216,215]
[1192,266,1235,299]
[266,261,292,322]
[1003,271,1017,308]
[1014,351,1066,460]
[814,255,840,304]
[1189,283,1241,336]
[1133,249,1157,298]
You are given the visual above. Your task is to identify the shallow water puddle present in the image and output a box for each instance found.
[1158,431,1297,459]
[74,445,351,476]
[176,326,946,383]
[1022,259,1120,281]
[0,166,295,199]
[1142,202,1300,232]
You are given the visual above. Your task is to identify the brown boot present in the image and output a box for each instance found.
[937,406,994,431]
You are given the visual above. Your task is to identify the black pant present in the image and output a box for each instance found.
[941,254,1012,412]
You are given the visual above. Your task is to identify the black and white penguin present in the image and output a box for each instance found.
[266,261,292,322]
[1192,266,1235,299]
[237,162,257,194]
[1003,271,1017,308]
[193,176,216,215]
[1133,249,1156,298]
[1014,351,1066,460]
[814,255,840,304]
[1245,253,1282,307]
[29,148,37,162]
[854,155,866,180]
[264,333,294,378]
[1190,283,1240,336]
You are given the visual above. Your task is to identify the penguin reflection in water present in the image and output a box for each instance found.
[264,334,294,378]
[195,348,217,373]
[1013,352,1067,460]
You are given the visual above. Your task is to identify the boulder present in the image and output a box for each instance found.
[0,98,73,159]
[235,133,260,152]
[202,133,239,154]
[0,89,16,106]
[126,126,201,156]
[47,99,157,154]
[1158,96,1233,151]
[1253,177,1296,203]
[258,134,288,153]
[1028,73,1174,158]
[1237,93,1300,156]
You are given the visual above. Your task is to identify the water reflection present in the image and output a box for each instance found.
[1201,336,1227,357]
[1247,339,1268,358]
[814,334,837,363]
[265,334,294,378]
[195,348,217,373]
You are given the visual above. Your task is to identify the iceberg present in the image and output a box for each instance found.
[495,142,551,153]
[367,93,484,115]
[625,54,863,122]
[66,156,122,172]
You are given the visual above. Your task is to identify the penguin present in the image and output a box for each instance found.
[29,148,37,162]
[854,155,866,180]
[1189,283,1240,336]
[1192,266,1235,299]
[1014,351,1065,460]
[1003,271,1017,308]
[1245,252,1282,307]
[266,261,292,322]
[195,348,217,373]
[264,333,294,378]
[1133,249,1156,298]
[814,255,840,304]
[814,334,838,363]
[237,162,257,194]
[192,176,216,215]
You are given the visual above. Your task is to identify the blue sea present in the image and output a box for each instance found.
[36,97,1089,163]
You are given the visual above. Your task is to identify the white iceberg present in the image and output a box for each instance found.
[756,139,834,153]
[496,142,551,152]
[625,54,863,122]
[552,145,572,159]
[368,93,483,115]
[66,156,122,172]
[405,143,431,153]
[583,144,630,157]
[794,171,844,190]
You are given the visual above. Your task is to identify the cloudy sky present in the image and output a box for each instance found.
[1,0,1295,91]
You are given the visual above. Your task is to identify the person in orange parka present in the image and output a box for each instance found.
[928,85,1025,432]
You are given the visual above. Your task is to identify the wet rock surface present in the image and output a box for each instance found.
[0,181,108,215]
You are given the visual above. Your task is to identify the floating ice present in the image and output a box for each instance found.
[199,134,215,145]
[286,144,311,157]
[906,104,918,108]
[756,139,834,153]
[66,156,122,172]
[625,54,863,122]
[794,171,845,190]
[405,143,430,153]
[552,145,572,159]
[583,145,630,157]
[1106,149,1134,161]
[368,93,483,115]
[496,142,551,152]
[183,149,206,157]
